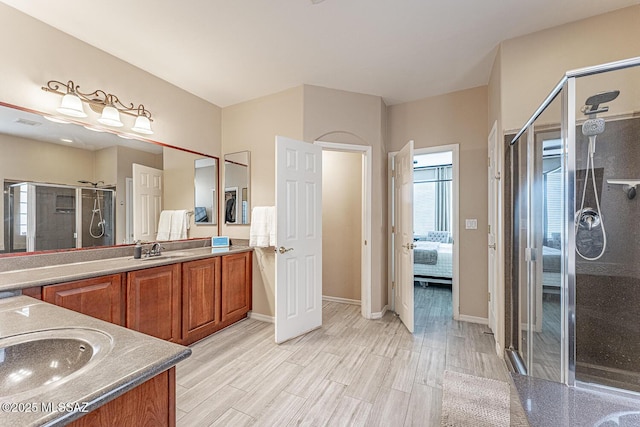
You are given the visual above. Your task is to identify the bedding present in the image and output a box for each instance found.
[543,245,561,288]
[414,242,453,279]
[543,245,561,273]
[414,241,440,265]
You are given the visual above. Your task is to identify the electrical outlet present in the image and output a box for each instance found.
[465,219,478,230]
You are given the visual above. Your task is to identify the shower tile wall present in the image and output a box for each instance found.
[35,187,76,251]
[574,117,640,392]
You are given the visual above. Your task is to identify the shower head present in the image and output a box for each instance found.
[582,118,606,137]
[77,180,103,187]
[582,90,620,116]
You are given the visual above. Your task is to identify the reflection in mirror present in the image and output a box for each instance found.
[224,151,250,225]
[194,158,218,225]
[0,103,219,256]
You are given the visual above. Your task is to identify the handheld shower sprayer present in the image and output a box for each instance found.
[575,90,619,261]
[78,180,106,239]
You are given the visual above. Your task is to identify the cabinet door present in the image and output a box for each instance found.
[127,264,181,342]
[182,257,221,344]
[221,251,252,323]
[43,275,124,325]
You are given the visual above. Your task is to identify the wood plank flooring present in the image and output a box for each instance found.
[176,286,529,426]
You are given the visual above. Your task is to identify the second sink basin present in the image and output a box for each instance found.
[138,251,192,261]
[0,328,113,398]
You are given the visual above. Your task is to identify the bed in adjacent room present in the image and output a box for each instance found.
[413,231,453,286]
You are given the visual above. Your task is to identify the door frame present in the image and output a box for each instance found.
[388,143,460,321]
[314,141,373,319]
[488,121,505,355]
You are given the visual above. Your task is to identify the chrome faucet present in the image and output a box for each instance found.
[146,242,164,257]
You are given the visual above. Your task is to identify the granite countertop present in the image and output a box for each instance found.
[0,295,192,426]
[0,245,253,293]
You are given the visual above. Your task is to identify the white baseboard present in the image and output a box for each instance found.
[458,314,489,325]
[248,311,274,323]
[322,295,361,305]
[370,304,389,320]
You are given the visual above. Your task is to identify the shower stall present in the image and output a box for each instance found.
[507,57,640,396]
[5,182,114,252]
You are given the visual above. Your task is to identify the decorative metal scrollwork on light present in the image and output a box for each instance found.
[42,79,154,135]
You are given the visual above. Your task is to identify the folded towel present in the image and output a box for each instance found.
[250,206,276,247]
[157,210,173,241]
[169,209,189,240]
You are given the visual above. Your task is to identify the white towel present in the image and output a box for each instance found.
[169,209,189,240]
[250,206,276,247]
[157,210,173,241]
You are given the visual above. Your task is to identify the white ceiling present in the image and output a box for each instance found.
[2,0,639,107]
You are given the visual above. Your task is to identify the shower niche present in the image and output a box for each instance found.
[6,182,114,252]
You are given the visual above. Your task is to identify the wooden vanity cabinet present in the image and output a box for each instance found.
[42,274,125,325]
[181,257,221,345]
[221,251,252,324]
[69,367,176,427]
[126,264,181,343]
[31,250,251,345]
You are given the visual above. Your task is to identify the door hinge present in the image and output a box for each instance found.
[488,291,491,302]
[364,240,367,246]
[488,224,491,234]
[488,156,491,168]
[392,281,395,289]
[391,225,395,233]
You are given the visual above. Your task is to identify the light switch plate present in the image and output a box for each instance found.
[465,219,478,230]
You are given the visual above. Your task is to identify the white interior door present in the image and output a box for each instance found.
[275,136,323,344]
[394,140,414,333]
[488,125,499,333]
[132,163,163,242]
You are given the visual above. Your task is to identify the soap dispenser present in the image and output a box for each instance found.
[133,241,142,259]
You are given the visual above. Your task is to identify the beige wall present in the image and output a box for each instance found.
[221,84,387,317]
[499,5,640,132]
[322,150,362,301]
[388,86,489,319]
[303,85,388,313]
[0,3,221,161]
[221,87,304,317]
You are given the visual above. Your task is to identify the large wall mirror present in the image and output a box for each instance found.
[224,151,250,225]
[0,102,219,256]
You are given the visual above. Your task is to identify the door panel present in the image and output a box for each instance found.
[133,163,163,242]
[275,136,322,343]
[394,140,414,333]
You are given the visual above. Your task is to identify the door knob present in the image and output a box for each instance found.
[404,242,415,250]
[488,243,496,250]
[278,246,294,254]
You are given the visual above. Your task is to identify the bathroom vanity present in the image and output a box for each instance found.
[0,244,253,425]
[7,246,253,346]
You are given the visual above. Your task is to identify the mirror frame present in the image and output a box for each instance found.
[0,101,220,257]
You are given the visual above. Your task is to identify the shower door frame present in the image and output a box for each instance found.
[509,56,640,391]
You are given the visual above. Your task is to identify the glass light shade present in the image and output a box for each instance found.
[131,115,154,134]
[57,93,87,118]
[97,106,124,127]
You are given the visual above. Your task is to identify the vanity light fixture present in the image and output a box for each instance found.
[42,80,154,135]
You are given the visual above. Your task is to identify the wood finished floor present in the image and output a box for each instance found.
[176,286,529,426]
